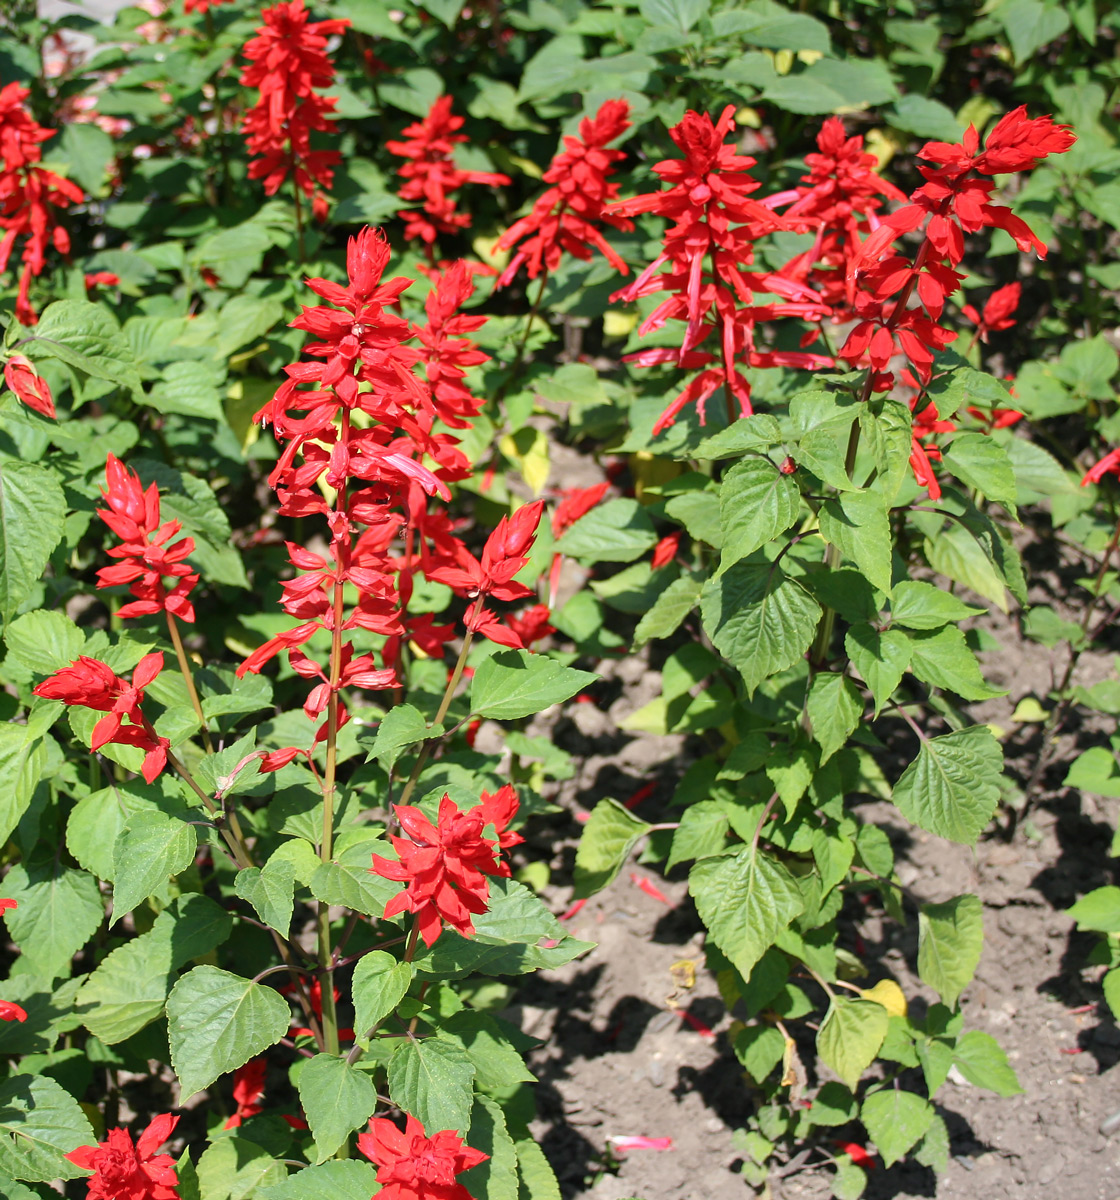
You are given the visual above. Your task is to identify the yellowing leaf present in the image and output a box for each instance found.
[498,428,550,496]
[603,309,637,338]
[1011,697,1048,723]
[859,979,908,1019]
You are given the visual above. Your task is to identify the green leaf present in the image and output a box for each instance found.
[1065,747,1120,800]
[4,863,103,981]
[809,1081,857,1127]
[442,1012,534,1089]
[1005,438,1074,498]
[692,413,783,459]
[234,857,296,937]
[214,294,284,359]
[701,562,821,696]
[0,457,66,625]
[309,837,401,919]
[26,300,142,396]
[819,491,893,594]
[917,893,983,1008]
[1104,968,1120,1020]
[664,489,721,547]
[634,572,703,646]
[831,1157,867,1200]
[460,1095,519,1200]
[887,95,963,140]
[905,625,1005,701]
[352,952,413,1038]
[861,1089,934,1167]
[816,997,889,1090]
[194,1135,286,1200]
[2,609,84,675]
[387,1035,475,1135]
[573,799,651,898]
[557,498,658,563]
[845,625,909,715]
[166,966,291,1101]
[0,725,45,848]
[299,1053,379,1163]
[951,1030,1022,1096]
[365,704,441,772]
[259,1160,380,1200]
[1068,885,1120,933]
[77,894,231,1044]
[889,581,984,630]
[666,800,729,872]
[515,1137,561,1200]
[711,0,830,51]
[733,1024,785,1083]
[54,122,114,193]
[111,810,197,923]
[996,0,1071,63]
[0,1074,94,1182]
[718,457,800,564]
[146,360,223,421]
[892,726,1002,845]
[689,847,805,981]
[807,673,863,764]
[470,650,597,720]
[640,0,708,33]
[761,57,896,115]
[914,1112,950,1173]
[942,433,1017,513]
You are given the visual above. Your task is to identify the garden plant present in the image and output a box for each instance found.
[0,1,1119,1198]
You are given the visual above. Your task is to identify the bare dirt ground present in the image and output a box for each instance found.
[502,557,1120,1200]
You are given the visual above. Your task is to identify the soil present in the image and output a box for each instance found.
[497,523,1120,1200]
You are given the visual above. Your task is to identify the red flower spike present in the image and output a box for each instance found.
[225,1058,267,1129]
[387,95,510,247]
[96,455,199,623]
[651,532,680,570]
[1083,448,1120,487]
[497,98,633,287]
[65,1113,181,1200]
[370,790,520,946]
[33,654,170,783]
[239,0,349,215]
[3,354,54,418]
[357,1114,488,1200]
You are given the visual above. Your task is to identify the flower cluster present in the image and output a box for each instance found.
[357,1114,487,1200]
[0,82,83,324]
[497,98,633,287]
[387,95,510,252]
[609,105,831,433]
[240,0,349,221]
[371,786,522,946]
[239,226,549,761]
[66,1113,180,1200]
[33,653,170,783]
[96,455,199,622]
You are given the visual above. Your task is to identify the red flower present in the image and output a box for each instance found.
[370,790,520,946]
[1083,448,1120,487]
[65,1113,180,1200]
[3,354,54,418]
[908,400,956,500]
[387,95,510,248]
[836,1141,876,1170]
[0,1000,27,1022]
[413,260,490,429]
[506,603,555,647]
[84,270,120,290]
[96,455,199,622]
[224,1059,266,1129]
[357,1114,488,1200]
[961,281,1020,340]
[33,653,170,783]
[239,0,349,217]
[497,98,632,287]
[651,532,680,570]
[185,0,230,12]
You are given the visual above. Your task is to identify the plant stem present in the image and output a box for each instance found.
[292,174,306,264]
[499,272,548,400]
[166,611,213,753]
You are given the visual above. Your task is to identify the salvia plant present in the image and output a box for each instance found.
[0,1,1118,1198]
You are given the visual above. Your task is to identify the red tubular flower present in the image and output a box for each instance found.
[370,790,520,946]
[0,898,26,1020]
[961,281,1021,341]
[414,260,490,429]
[185,0,230,13]
[496,98,633,287]
[224,1058,267,1129]
[506,603,555,647]
[33,653,170,783]
[84,270,120,290]
[65,1113,180,1200]
[239,0,349,219]
[3,354,54,418]
[387,95,510,249]
[651,532,680,570]
[96,455,199,622]
[0,82,83,324]
[1083,448,1120,487]
[909,400,956,500]
[357,1114,487,1200]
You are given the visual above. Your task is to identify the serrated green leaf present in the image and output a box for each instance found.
[917,893,983,1008]
[573,799,650,898]
[515,1136,561,1200]
[4,862,103,981]
[557,498,657,563]
[733,1024,785,1083]
[819,490,893,594]
[25,299,143,396]
[914,1112,950,1173]
[943,433,1017,513]
[861,1089,934,1166]
[817,997,888,1090]
[892,726,1002,845]
[470,650,597,720]
[365,704,441,772]
[718,457,800,564]
[701,562,821,696]
[234,856,296,937]
[299,1053,379,1163]
[0,724,45,849]
[807,673,863,763]
[2,609,84,676]
[1068,885,1120,932]
[905,625,1005,701]
[111,810,197,923]
[194,1135,286,1200]
[352,952,413,1038]
[690,847,805,981]
[845,625,909,715]
[166,966,291,1101]
[666,800,729,872]
[0,457,66,626]
[809,1081,857,1127]
[442,1011,534,1089]
[309,837,401,919]
[889,580,984,630]
[460,1095,519,1200]
[387,1035,475,1135]
[0,1074,94,1182]
[259,1159,380,1200]
[634,572,703,646]
[692,413,783,459]
[951,1030,1022,1096]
